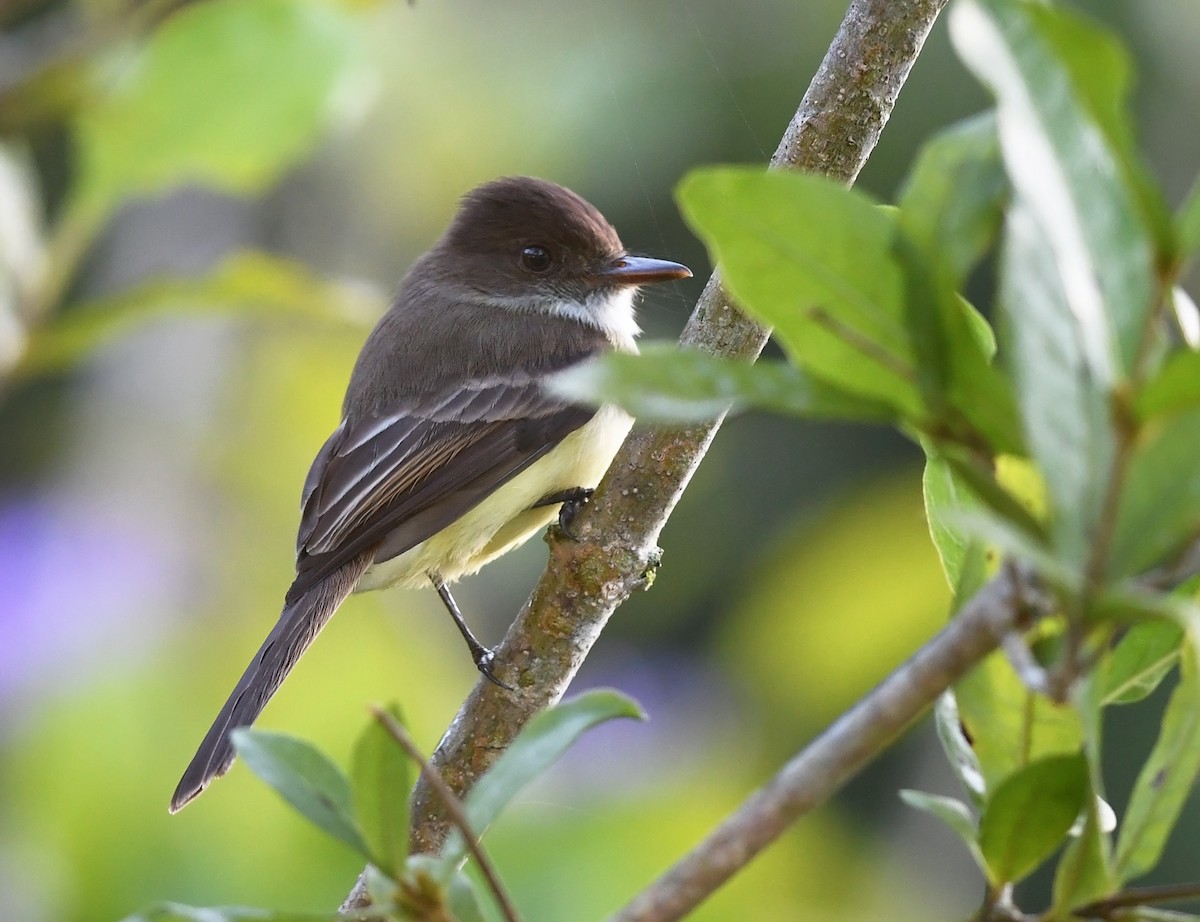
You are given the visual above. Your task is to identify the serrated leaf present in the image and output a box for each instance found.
[120,904,342,922]
[1109,409,1200,578]
[549,344,896,424]
[978,752,1089,885]
[1115,649,1200,882]
[1102,621,1184,706]
[676,168,923,418]
[1136,350,1200,422]
[16,251,381,377]
[232,729,368,857]
[441,689,645,867]
[351,702,413,875]
[899,789,986,872]
[77,0,364,210]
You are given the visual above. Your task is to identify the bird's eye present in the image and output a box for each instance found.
[520,245,553,273]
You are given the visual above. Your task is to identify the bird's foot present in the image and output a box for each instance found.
[535,486,594,541]
[475,647,514,691]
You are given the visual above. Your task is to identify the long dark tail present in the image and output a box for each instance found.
[170,554,372,813]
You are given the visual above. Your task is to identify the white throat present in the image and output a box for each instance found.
[553,287,640,351]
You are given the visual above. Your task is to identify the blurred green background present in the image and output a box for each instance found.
[1,1,1198,920]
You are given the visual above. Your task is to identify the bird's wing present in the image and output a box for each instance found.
[287,371,595,599]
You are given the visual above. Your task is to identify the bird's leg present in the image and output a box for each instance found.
[429,574,512,690]
[534,486,594,540]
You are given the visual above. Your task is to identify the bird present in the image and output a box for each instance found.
[170,176,691,812]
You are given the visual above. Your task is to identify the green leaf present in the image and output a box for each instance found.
[899,789,986,871]
[1051,794,1116,913]
[121,905,342,922]
[444,872,488,922]
[951,0,1162,571]
[1102,621,1184,706]
[951,0,1160,375]
[549,344,896,424]
[934,692,986,803]
[1115,649,1200,882]
[957,646,1085,792]
[895,114,1024,454]
[1180,173,1200,259]
[16,251,381,377]
[978,752,1089,886]
[996,195,1116,572]
[441,689,645,867]
[76,0,363,210]
[897,112,1007,290]
[923,450,989,594]
[1109,409,1200,578]
[232,729,368,857]
[351,702,413,875]
[1136,350,1200,421]
[676,168,922,418]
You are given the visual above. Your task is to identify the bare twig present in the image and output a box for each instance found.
[1072,881,1200,919]
[609,564,1041,922]
[370,707,521,922]
[344,0,952,909]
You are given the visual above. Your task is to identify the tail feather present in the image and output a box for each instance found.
[170,554,372,813]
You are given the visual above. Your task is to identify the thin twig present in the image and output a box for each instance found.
[609,564,1042,922]
[1073,882,1200,919]
[344,0,952,909]
[370,707,522,922]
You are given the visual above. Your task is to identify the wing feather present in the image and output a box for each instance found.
[287,373,595,600]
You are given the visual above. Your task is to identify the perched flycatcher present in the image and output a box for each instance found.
[170,176,691,812]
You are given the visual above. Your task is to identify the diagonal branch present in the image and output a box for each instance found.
[343,0,951,908]
[609,565,1039,922]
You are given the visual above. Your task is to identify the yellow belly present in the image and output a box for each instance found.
[355,403,632,592]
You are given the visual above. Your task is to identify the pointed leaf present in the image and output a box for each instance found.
[549,344,896,424]
[1136,350,1200,422]
[896,114,1023,453]
[951,0,1159,376]
[351,702,413,875]
[897,112,1007,290]
[934,692,986,802]
[232,729,368,857]
[1115,650,1200,882]
[1109,408,1200,577]
[1177,173,1200,260]
[677,168,922,418]
[441,689,645,866]
[899,789,986,872]
[978,752,1089,886]
[951,0,1162,572]
[1102,621,1184,706]
[77,0,364,210]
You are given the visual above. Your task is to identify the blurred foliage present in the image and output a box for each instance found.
[1,0,1199,921]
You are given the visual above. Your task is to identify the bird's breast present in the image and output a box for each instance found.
[356,403,634,592]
